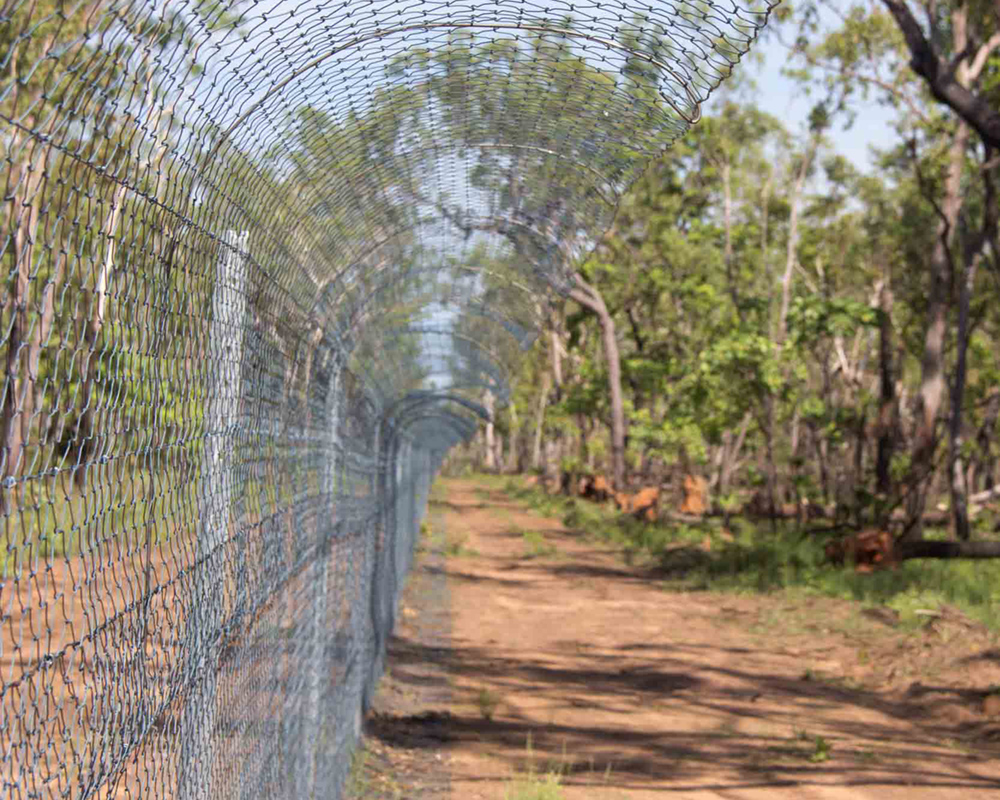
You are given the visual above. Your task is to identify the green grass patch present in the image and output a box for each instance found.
[443,532,479,558]
[1,467,206,575]
[679,527,1000,630]
[475,687,502,720]
[468,472,516,490]
[519,528,558,559]
[429,480,449,504]
[345,746,372,796]
[500,477,1000,631]
[504,770,564,800]
[504,734,567,800]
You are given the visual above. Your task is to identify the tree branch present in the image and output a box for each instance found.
[967,31,1000,81]
[625,305,646,353]
[567,274,606,316]
[775,27,933,126]
[907,136,959,282]
[881,0,1000,148]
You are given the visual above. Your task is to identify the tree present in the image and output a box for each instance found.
[878,0,1000,539]
[1,0,248,502]
[370,21,698,490]
[779,0,1000,550]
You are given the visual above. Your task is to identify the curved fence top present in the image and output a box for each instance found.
[0,1,775,798]
[2,0,775,446]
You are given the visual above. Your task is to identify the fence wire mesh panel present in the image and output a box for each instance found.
[0,0,774,797]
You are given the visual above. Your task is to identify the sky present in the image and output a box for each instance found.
[729,19,900,173]
[196,0,900,176]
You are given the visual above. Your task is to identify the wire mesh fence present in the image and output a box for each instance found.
[0,0,773,797]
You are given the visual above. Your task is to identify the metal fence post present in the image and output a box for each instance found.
[301,347,340,799]
[362,420,383,714]
[178,229,249,800]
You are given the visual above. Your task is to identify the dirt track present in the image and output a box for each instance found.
[358,478,1000,799]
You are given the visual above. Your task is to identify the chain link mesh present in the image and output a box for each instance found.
[0,0,774,797]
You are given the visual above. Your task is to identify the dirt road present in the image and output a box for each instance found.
[358,478,1000,799]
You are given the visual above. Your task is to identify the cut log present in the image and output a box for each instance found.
[679,475,708,515]
[631,487,659,522]
[824,530,897,571]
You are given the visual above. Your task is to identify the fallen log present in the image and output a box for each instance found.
[897,539,1000,560]
[970,486,1000,505]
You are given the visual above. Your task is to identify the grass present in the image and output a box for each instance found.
[471,473,517,490]
[518,527,558,559]
[854,748,881,763]
[345,746,373,797]
[475,686,502,720]
[754,729,835,766]
[788,730,832,763]
[504,770,564,800]
[808,734,832,763]
[499,475,1000,631]
[345,742,405,799]
[0,462,321,577]
[500,734,629,799]
[2,468,192,574]
[504,735,566,800]
[430,480,449,504]
[443,532,479,557]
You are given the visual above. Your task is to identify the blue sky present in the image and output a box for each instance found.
[205,0,898,175]
[729,20,899,173]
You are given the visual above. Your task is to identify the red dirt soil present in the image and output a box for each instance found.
[363,477,1000,800]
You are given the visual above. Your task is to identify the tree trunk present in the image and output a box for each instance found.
[852,408,867,527]
[763,396,779,524]
[969,486,1000,505]
[884,2,1000,539]
[777,132,821,342]
[875,281,897,500]
[974,389,999,492]
[904,122,969,538]
[484,390,496,472]
[550,328,563,397]
[721,158,743,316]
[761,164,773,297]
[761,133,819,526]
[531,371,551,472]
[507,398,519,473]
[494,432,504,475]
[814,422,831,505]
[948,249,979,539]
[74,183,128,487]
[880,0,1000,151]
[1,133,50,510]
[568,274,626,492]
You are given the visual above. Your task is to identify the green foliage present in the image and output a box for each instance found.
[790,730,832,763]
[501,3,1000,553]
[809,735,832,764]
[474,687,501,720]
[786,296,880,346]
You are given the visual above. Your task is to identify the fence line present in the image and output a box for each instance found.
[0,1,772,797]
